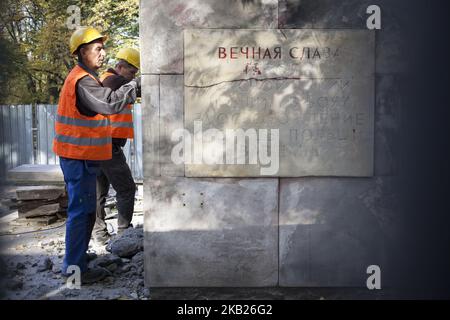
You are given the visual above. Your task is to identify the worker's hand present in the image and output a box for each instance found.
[135,76,141,89]
[134,76,141,98]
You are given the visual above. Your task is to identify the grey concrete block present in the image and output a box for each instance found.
[7,164,64,184]
[142,75,160,177]
[374,75,401,176]
[144,177,278,287]
[279,0,409,74]
[141,75,185,177]
[279,177,398,287]
[139,0,278,74]
[19,203,60,218]
[16,185,65,201]
[160,75,185,176]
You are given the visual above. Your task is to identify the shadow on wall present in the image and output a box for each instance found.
[279,0,412,29]
[142,176,401,288]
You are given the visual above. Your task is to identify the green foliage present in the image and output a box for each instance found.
[0,0,139,104]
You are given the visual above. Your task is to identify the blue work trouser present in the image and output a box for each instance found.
[59,157,100,274]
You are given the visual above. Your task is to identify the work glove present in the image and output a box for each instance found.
[135,76,141,89]
[134,76,141,98]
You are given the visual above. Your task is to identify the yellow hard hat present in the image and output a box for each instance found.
[69,26,107,54]
[116,47,140,69]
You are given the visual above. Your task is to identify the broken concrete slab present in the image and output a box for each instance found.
[109,238,142,259]
[144,177,278,287]
[16,186,65,201]
[279,177,399,287]
[7,164,64,184]
[18,203,60,218]
[17,200,56,214]
[139,0,278,74]
[14,215,58,226]
[106,227,143,259]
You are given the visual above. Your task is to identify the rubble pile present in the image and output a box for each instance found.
[4,186,68,226]
[0,225,148,300]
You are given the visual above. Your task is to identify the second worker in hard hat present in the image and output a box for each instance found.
[93,48,140,245]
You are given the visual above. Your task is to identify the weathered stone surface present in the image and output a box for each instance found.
[278,0,408,74]
[160,75,185,176]
[16,215,58,226]
[374,75,401,176]
[185,29,374,86]
[279,177,399,286]
[16,186,65,201]
[139,0,403,290]
[139,0,278,74]
[7,165,64,184]
[184,29,374,177]
[144,177,278,286]
[141,75,185,178]
[17,199,56,214]
[142,75,160,177]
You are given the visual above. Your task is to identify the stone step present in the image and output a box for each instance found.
[18,203,61,219]
[13,215,58,226]
[16,186,65,201]
[17,199,57,213]
[7,164,63,184]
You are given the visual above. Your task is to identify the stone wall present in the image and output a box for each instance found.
[140,0,402,287]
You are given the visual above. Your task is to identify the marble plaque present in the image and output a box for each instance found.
[184,29,375,177]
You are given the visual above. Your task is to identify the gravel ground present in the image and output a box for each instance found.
[0,184,148,300]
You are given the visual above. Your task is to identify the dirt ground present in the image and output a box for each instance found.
[0,184,394,300]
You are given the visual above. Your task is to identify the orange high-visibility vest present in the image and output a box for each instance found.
[53,65,112,160]
[100,71,134,139]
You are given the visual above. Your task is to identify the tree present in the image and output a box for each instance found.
[0,0,139,104]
